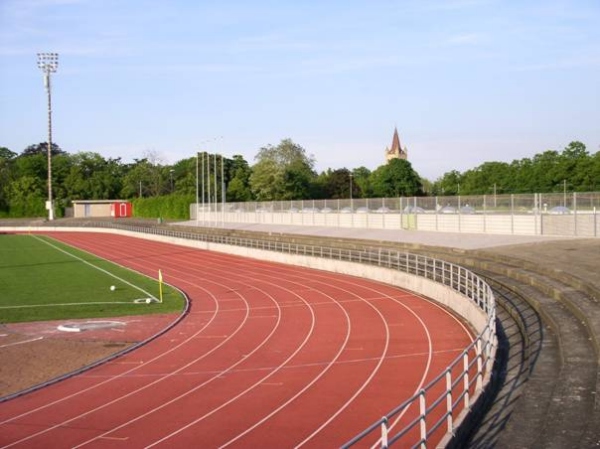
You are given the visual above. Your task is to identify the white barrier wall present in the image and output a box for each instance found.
[191,209,542,236]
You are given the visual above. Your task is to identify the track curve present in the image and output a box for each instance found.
[0,232,474,448]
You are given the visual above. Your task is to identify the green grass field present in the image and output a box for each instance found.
[0,234,186,323]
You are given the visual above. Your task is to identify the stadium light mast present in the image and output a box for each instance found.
[37,52,59,221]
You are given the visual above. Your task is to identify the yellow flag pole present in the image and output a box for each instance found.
[158,269,163,303]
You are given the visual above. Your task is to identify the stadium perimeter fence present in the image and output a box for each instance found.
[31,221,497,448]
[192,192,600,237]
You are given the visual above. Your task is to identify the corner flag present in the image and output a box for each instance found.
[158,269,163,303]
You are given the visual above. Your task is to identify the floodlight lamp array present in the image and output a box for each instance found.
[37,52,59,73]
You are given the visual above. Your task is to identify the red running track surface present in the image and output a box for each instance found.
[0,232,474,448]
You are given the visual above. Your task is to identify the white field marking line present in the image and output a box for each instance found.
[0,336,44,348]
[143,283,323,448]
[0,302,134,309]
[208,257,436,447]
[1,272,243,448]
[32,235,158,301]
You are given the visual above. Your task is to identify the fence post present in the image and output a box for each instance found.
[476,339,483,392]
[483,194,487,233]
[446,369,454,434]
[419,390,427,448]
[511,194,514,234]
[486,322,495,374]
[463,352,470,409]
[435,196,439,231]
[380,416,389,448]
[574,192,577,236]
[458,194,462,233]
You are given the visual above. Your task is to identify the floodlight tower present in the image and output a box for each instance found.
[37,52,59,221]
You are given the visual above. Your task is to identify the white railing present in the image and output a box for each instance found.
[20,221,497,447]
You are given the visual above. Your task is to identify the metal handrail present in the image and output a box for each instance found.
[41,220,497,448]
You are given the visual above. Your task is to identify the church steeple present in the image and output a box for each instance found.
[385,127,408,162]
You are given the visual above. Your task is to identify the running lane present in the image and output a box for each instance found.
[0,232,474,448]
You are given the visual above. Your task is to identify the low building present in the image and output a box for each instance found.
[72,200,132,218]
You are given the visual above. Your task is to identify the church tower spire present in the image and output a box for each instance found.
[385,127,408,162]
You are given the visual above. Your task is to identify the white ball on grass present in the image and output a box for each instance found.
[110,285,116,291]
[146,298,152,304]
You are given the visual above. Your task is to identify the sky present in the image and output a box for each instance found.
[1,0,599,181]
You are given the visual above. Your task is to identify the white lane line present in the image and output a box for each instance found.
[1,336,44,348]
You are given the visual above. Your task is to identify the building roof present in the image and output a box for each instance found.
[390,127,402,155]
[71,200,128,204]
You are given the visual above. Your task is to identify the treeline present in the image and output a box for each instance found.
[0,139,597,219]
[433,141,600,195]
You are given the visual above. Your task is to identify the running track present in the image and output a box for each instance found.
[0,232,474,448]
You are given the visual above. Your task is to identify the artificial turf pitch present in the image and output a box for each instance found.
[0,234,185,323]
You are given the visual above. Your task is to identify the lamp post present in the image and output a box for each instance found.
[37,52,59,221]
[169,169,174,193]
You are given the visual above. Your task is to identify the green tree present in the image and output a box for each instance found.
[0,147,17,160]
[121,159,155,198]
[7,176,45,217]
[433,170,463,196]
[509,158,533,193]
[63,152,124,201]
[20,142,66,157]
[590,151,600,191]
[249,139,316,200]
[352,166,372,198]
[168,157,198,196]
[460,162,511,195]
[0,147,17,213]
[557,141,589,191]
[321,168,358,199]
[370,159,422,197]
[226,155,253,201]
[532,150,562,192]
